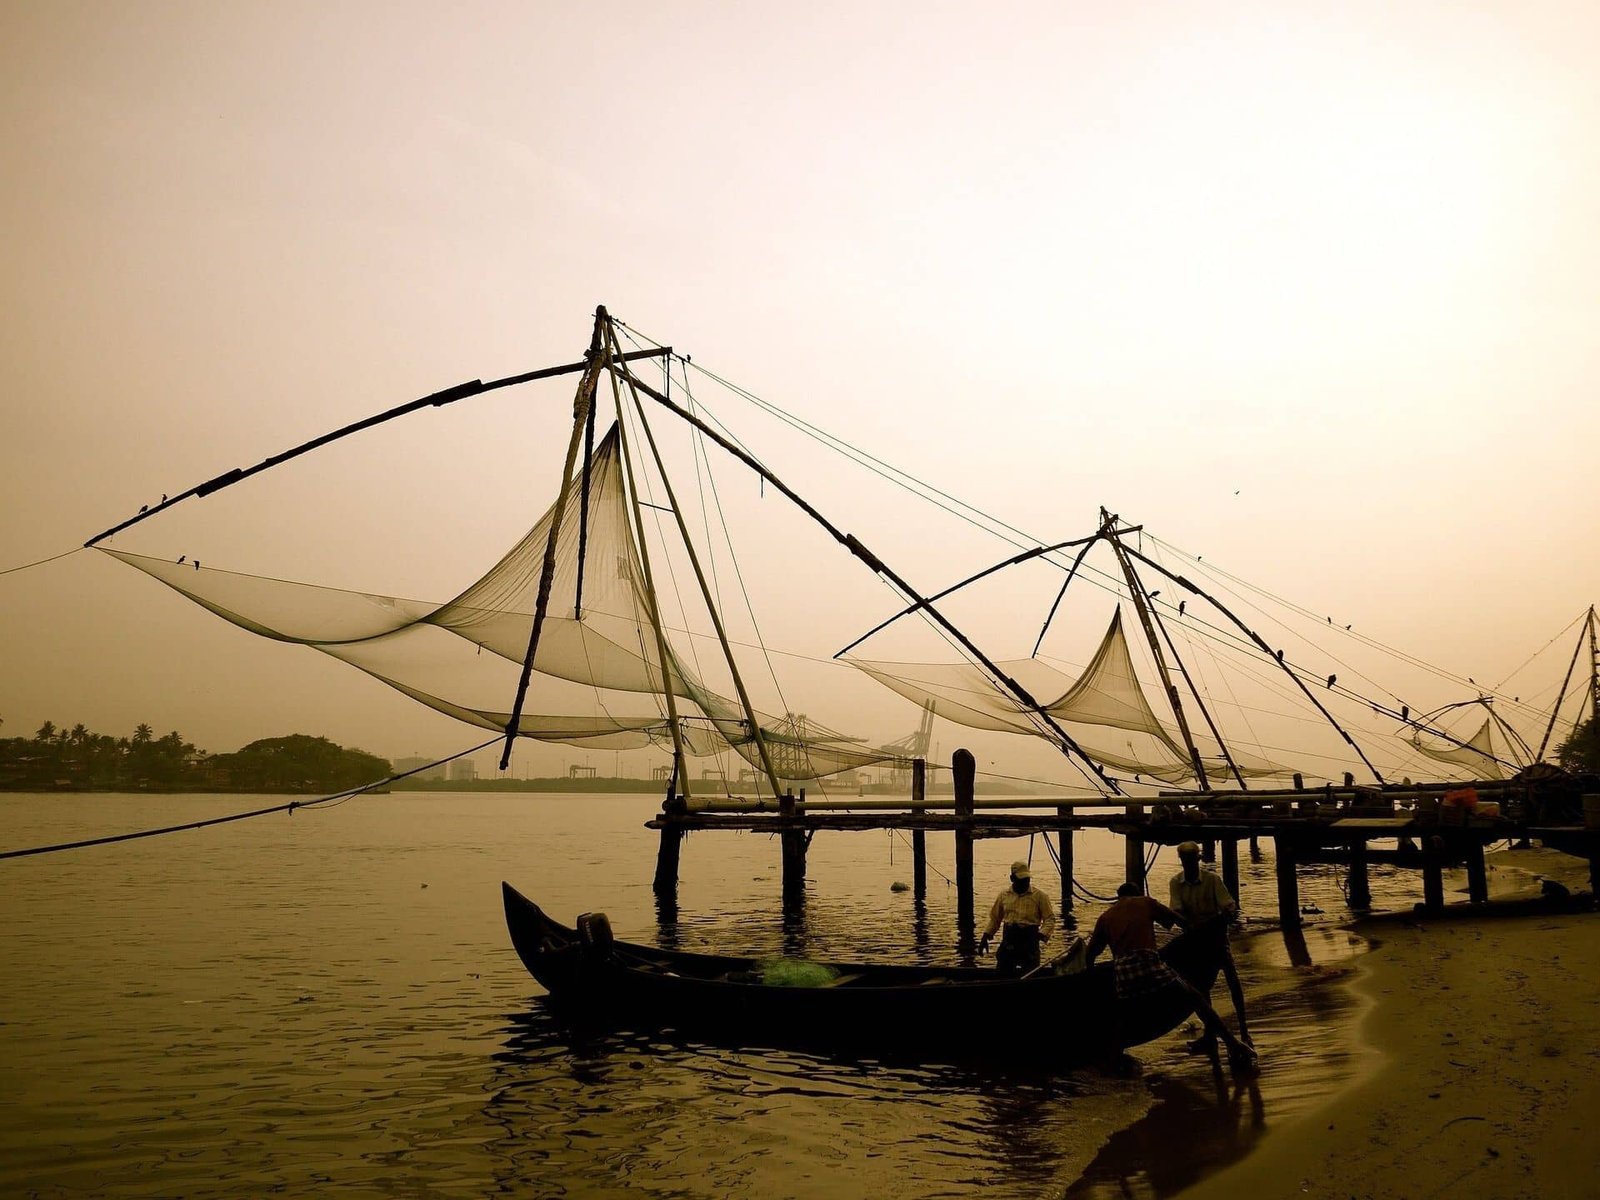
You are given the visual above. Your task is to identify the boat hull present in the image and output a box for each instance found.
[502,882,1213,1062]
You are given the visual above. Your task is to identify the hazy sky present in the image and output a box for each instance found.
[2,2,1597,785]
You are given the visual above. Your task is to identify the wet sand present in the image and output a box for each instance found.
[1176,894,1600,1198]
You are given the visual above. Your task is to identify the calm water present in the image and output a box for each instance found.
[1,790,1470,1199]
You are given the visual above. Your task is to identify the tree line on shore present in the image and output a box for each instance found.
[0,720,391,793]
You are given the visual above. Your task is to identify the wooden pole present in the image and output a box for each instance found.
[1273,835,1301,929]
[1422,838,1446,912]
[1104,513,1210,789]
[1221,837,1240,902]
[501,309,607,770]
[653,825,683,895]
[1346,839,1372,909]
[953,749,976,945]
[780,790,806,904]
[911,759,927,900]
[1057,805,1075,913]
[609,367,693,799]
[1125,804,1146,891]
[611,331,785,799]
[1465,838,1489,904]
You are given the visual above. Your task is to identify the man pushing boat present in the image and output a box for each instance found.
[1086,883,1258,1076]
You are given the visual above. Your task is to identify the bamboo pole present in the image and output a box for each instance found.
[608,349,692,798]
[608,323,784,800]
[500,309,607,770]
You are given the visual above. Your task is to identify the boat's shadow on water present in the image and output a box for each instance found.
[492,999,1086,1085]
[486,1002,1160,1197]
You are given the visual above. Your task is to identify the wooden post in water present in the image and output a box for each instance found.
[1465,838,1489,904]
[1221,837,1240,902]
[1274,835,1301,929]
[1057,806,1075,915]
[653,823,683,895]
[1124,804,1146,892]
[911,759,927,900]
[1422,837,1446,911]
[780,789,806,904]
[954,750,976,944]
[1346,839,1372,909]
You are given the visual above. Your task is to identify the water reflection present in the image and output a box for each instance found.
[489,1003,1140,1199]
[1067,1071,1267,1198]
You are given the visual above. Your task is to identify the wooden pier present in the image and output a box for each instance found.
[647,750,1600,934]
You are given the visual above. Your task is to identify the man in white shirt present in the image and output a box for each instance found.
[1168,840,1252,1051]
[979,860,1056,976]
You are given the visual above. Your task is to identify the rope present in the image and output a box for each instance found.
[0,737,499,860]
[0,547,80,577]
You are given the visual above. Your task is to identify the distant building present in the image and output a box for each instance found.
[448,759,477,782]
[395,755,446,782]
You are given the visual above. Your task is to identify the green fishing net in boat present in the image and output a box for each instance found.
[759,957,840,987]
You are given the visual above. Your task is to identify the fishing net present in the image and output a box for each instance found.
[848,608,1283,784]
[759,958,841,987]
[100,424,896,780]
[1406,717,1508,780]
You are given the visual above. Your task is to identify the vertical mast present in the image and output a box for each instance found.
[605,326,786,800]
[1589,605,1600,727]
[1536,606,1597,762]
[499,307,607,770]
[605,322,693,800]
[1101,509,1211,789]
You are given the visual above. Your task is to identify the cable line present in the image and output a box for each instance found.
[1,738,499,860]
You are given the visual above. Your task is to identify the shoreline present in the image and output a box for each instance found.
[1172,901,1599,1198]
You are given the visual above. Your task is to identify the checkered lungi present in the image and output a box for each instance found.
[1113,948,1187,1001]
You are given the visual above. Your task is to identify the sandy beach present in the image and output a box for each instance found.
[1177,896,1600,1199]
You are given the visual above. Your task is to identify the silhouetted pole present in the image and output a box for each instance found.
[1124,805,1146,891]
[911,758,927,900]
[780,789,806,908]
[1274,834,1301,929]
[1221,837,1240,902]
[1465,837,1489,904]
[1347,839,1372,909]
[1057,806,1075,915]
[1422,836,1446,912]
[953,749,976,947]
[653,825,683,896]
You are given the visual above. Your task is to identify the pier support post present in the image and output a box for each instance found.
[1249,835,1262,862]
[653,823,683,894]
[780,790,806,905]
[1346,840,1372,910]
[912,759,927,900]
[953,749,976,947]
[1273,835,1300,929]
[1124,805,1146,892]
[1221,837,1240,902]
[1465,838,1489,904]
[1057,806,1075,915]
[1421,838,1445,912]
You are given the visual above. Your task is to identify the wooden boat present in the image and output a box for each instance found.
[503,881,1222,1062]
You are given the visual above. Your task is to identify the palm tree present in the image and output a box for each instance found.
[35,720,56,743]
[133,723,153,745]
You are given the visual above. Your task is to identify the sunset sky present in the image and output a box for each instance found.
[2,2,1596,787]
